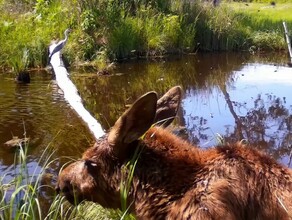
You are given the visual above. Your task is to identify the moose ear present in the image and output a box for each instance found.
[108,92,158,150]
[154,86,183,127]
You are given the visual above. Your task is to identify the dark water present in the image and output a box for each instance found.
[0,72,94,182]
[72,52,292,167]
[0,52,291,195]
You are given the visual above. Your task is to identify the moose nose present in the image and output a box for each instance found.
[55,186,61,194]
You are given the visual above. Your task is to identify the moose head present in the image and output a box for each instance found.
[56,86,183,209]
[56,86,292,219]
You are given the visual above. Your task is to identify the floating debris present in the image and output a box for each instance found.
[4,136,29,148]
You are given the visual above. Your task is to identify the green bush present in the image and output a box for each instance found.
[107,17,142,59]
[250,30,286,50]
[0,0,291,70]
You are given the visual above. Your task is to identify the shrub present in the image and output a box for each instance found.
[250,30,286,51]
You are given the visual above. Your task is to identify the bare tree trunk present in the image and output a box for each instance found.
[220,84,244,140]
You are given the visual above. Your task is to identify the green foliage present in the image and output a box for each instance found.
[8,48,30,74]
[235,0,292,3]
[230,3,292,30]
[144,13,166,53]
[0,0,72,72]
[229,2,292,51]
[0,133,56,220]
[45,197,123,220]
[195,3,249,51]
[66,30,98,62]
[107,17,142,59]
[104,7,196,59]
[250,30,286,50]
[0,0,199,70]
[0,130,124,220]
[81,10,98,33]
[120,140,145,220]
[0,0,292,70]
[163,15,182,48]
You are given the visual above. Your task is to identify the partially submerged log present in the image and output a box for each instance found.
[49,43,105,140]
[4,136,29,148]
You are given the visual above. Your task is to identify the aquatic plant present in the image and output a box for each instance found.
[0,134,54,219]
[0,128,123,220]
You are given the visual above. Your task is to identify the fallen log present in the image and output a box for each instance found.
[49,43,105,140]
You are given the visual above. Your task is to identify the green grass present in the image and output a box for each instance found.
[0,138,56,219]
[193,2,292,51]
[230,2,292,22]
[45,198,123,220]
[0,130,125,220]
[229,2,292,34]
[0,0,292,71]
[226,2,292,50]
[120,144,143,218]
[0,0,71,72]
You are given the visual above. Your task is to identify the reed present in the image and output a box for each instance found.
[0,136,56,219]
[0,0,291,70]
[0,129,122,220]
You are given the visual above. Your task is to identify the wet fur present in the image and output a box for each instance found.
[57,86,292,220]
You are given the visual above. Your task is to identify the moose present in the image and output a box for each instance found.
[56,86,292,219]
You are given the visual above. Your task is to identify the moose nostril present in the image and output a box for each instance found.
[84,160,91,167]
[55,185,71,194]
[55,186,60,194]
[62,185,71,193]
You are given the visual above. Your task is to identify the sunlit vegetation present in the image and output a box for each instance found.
[0,140,129,220]
[227,2,292,51]
[1,0,291,217]
[0,139,55,220]
[0,0,291,73]
[1,53,292,219]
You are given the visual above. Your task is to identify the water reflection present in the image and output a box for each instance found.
[72,53,248,129]
[0,52,291,179]
[0,71,94,174]
[72,53,292,167]
[1,52,291,216]
[182,64,292,166]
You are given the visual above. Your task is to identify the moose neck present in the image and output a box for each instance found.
[142,126,202,168]
[126,126,202,218]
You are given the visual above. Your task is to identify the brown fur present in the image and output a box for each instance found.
[57,86,292,220]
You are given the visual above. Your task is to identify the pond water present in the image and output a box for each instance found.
[0,52,291,197]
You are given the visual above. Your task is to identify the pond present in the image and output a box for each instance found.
[0,52,291,200]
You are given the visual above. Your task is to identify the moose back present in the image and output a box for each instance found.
[56,86,292,220]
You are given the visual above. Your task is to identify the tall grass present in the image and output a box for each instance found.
[0,0,292,71]
[120,146,142,217]
[228,2,291,50]
[0,130,122,220]
[0,137,56,219]
[0,0,71,72]
[107,17,142,60]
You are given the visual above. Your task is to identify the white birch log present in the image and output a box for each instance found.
[49,43,105,140]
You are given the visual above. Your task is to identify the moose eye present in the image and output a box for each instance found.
[84,160,98,168]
